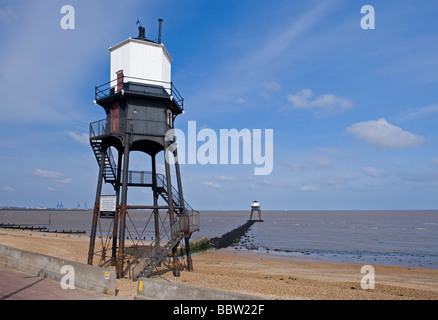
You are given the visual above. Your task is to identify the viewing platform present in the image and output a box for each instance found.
[94,76,184,112]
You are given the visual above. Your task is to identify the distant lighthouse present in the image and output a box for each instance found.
[249,200,263,221]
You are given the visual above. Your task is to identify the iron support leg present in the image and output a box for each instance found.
[185,237,193,272]
[165,148,180,276]
[152,155,160,246]
[116,141,130,278]
[87,149,106,265]
[172,244,181,277]
[164,148,174,208]
[174,150,185,210]
[111,151,123,266]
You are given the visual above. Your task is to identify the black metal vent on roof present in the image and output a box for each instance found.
[137,26,146,41]
[135,19,163,43]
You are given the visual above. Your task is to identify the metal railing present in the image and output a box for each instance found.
[127,170,199,221]
[126,170,162,188]
[189,210,200,234]
[95,76,184,111]
[90,119,107,138]
[156,173,197,214]
[175,210,200,236]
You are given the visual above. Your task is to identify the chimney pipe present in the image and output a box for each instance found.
[158,19,163,44]
[138,26,146,41]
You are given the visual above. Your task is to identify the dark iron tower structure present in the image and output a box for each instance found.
[87,20,199,279]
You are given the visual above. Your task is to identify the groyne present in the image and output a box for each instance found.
[0,223,86,234]
[209,220,259,249]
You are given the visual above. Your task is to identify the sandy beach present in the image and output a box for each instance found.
[1,229,437,300]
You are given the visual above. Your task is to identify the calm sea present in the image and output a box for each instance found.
[1,209,437,269]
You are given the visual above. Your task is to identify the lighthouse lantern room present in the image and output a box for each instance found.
[110,31,172,88]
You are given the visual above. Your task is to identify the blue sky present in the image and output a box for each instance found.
[0,0,437,210]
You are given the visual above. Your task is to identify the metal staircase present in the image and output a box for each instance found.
[131,233,182,280]
[155,174,196,215]
[90,140,117,185]
[128,212,198,279]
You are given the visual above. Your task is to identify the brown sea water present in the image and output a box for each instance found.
[1,209,437,269]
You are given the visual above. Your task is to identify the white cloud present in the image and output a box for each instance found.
[2,186,15,192]
[287,89,353,115]
[235,98,246,104]
[67,132,89,144]
[0,6,16,21]
[286,162,301,172]
[318,173,353,187]
[396,103,438,122]
[315,156,331,168]
[242,2,335,71]
[362,166,380,178]
[285,148,348,172]
[202,181,221,188]
[305,173,353,190]
[32,169,63,179]
[217,175,236,182]
[258,81,281,99]
[346,118,425,149]
[300,185,319,192]
[55,178,73,185]
[32,169,73,185]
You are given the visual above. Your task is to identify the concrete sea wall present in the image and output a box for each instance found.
[135,277,266,300]
[0,244,116,295]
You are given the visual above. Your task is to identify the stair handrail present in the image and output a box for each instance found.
[156,173,196,213]
[89,119,107,138]
[106,147,117,179]
[130,217,182,280]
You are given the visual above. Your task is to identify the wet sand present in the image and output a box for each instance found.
[1,229,437,300]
